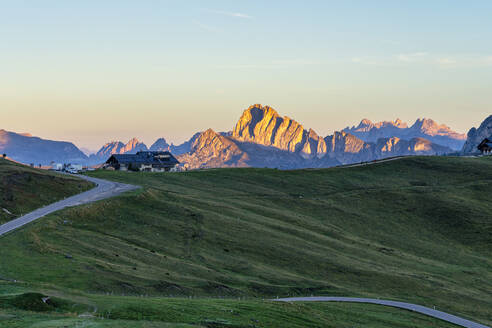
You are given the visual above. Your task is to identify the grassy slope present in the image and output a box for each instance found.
[0,158,93,224]
[0,156,491,326]
[0,285,459,328]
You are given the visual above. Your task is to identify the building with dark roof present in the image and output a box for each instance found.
[477,138,492,155]
[105,151,179,172]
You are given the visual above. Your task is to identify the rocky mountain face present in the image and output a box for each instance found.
[95,141,125,157]
[232,105,327,159]
[233,105,305,153]
[177,128,323,170]
[178,105,452,170]
[322,131,373,164]
[169,132,202,155]
[0,129,87,165]
[373,137,450,157]
[462,115,492,153]
[95,138,148,158]
[344,118,466,150]
[150,138,170,152]
[178,129,248,169]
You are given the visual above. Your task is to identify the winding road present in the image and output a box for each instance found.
[0,175,139,237]
[274,297,490,328]
[1,174,489,328]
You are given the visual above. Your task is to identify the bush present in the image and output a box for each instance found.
[5,293,53,312]
[128,163,141,172]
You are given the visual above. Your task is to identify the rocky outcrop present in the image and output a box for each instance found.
[344,118,466,150]
[177,129,248,169]
[169,132,202,155]
[232,104,326,158]
[462,115,492,153]
[95,138,148,158]
[323,131,373,164]
[409,118,460,137]
[373,137,451,158]
[96,141,125,157]
[301,129,327,159]
[122,138,147,154]
[0,129,87,165]
[150,138,170,152]
[349,118,408,133]
[178,128,322,170]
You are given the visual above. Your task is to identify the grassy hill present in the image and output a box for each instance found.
[0,287,459,328]
[0,156,491,326]
[0,158,93,224]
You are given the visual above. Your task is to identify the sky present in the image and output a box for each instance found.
[1,0,491,151]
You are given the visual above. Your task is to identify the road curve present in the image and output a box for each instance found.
[0,175,139,237]
[273,297,490,328]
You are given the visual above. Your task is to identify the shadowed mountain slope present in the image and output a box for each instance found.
[462,115,492,153]
[0,129,87,165]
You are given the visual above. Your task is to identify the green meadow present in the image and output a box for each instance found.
[0,158,93,224]
[0,156,491,327]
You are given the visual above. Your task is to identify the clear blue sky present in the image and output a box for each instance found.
[1,0,491,150]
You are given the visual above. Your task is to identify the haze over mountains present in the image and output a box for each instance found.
[1,105,487,168]
[343,118,466,150]
[0,129,87,165]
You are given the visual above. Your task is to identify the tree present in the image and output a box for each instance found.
[2,154,6,159]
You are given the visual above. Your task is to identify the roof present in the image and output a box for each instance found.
[478,139,492,150]
[106,151,179,166]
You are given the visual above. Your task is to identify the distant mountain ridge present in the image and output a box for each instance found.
[1,105,462,168]
[177,105,452,170]
[95,138,148,158]
[88,133,203,164]
[149,138,170,152]
[343,118,466,150]
[0,129,87,165]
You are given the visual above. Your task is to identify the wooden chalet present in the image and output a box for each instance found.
[105,151,179,172]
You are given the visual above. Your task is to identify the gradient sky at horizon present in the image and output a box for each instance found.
[1,0,491,151]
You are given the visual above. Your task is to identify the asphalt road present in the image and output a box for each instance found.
[1,173,489,328]
[339,156,404,168]
[274,297,490,328]
[0,175,139,237]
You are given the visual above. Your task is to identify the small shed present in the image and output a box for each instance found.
[477,138,492,155]
[105,151,179,172]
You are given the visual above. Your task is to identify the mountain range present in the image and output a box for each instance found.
[87,133,202,164]
[177,105,453,169]
[343,118,466,150]
[2,104,483,168]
